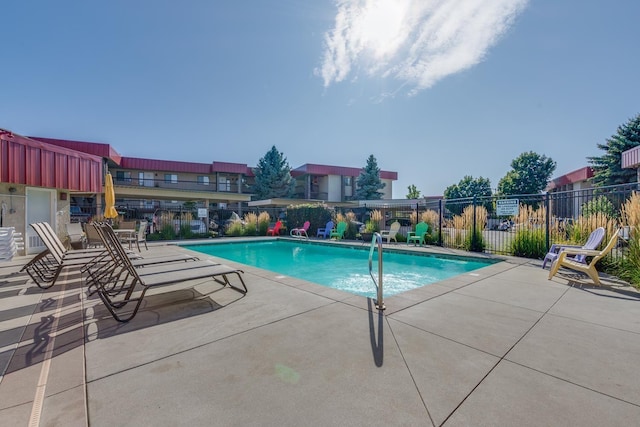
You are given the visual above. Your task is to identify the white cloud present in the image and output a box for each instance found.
[317,0,529,95]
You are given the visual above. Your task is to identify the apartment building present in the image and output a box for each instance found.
[1,131,397,253]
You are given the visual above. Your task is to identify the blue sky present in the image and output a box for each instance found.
[2,1,639,198]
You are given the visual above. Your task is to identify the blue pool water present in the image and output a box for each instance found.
[183,240,495,298]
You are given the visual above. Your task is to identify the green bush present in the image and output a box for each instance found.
[159,224,177,240]
[510,229,546,259]
[464,230,485,252]
[344,221,359,240]
[146,232,162,241]
[286,204,333,237]
[244,221,258,236]
[257,212,271,235]
[226,221,244,236]
[616,227,640,288]
[581,195,617,219]
[179,224,194,239]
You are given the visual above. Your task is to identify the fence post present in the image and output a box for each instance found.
[472,196,478,251]
[438,199,443,247]
[544,192,550,251]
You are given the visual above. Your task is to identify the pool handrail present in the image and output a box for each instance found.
[368,232,385,310]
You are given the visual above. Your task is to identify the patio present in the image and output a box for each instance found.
[1,240,639,426]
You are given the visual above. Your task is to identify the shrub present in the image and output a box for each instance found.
[508,204,546,258]
[226,220,244,236]
[618,192,640,287]
[179,223,194,239]
[257,211,271,235]
[446,205,486,251]
[421,209,439,231]
[510,229,546,259]
[344,211,359,239]
[581,195,617,219]
[286,204,333,236]
[365,209,382,233]
[243,212,258,236]
[159,224,176,240]
[565,215,618,248]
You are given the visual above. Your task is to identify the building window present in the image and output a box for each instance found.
[198,176,210,185]
[164,174,178,184]
[138,172,145,186]
[116,171,131,183]
[218,177,230,191]
[344,177,352,186]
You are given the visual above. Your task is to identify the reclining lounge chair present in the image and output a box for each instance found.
[542,227,605,269]
[548,231,619,286]
[90,222,247,322]
[22,222,198,289]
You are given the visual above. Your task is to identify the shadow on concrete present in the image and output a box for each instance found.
[367,297,384,367]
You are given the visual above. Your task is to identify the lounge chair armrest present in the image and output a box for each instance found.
[558,248,600,256]
[549,243,582,253]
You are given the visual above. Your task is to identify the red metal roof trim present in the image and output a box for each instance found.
[120,157,211,174]
[1,133,102,192]
[293,163,397,180]
[547,166,594,190]
[212,161,250,174]
[622,146,640,169]
[30,136,122,165]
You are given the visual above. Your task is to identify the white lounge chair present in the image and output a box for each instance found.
[548,231,619,285]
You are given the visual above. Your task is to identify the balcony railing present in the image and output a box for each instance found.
[114,177,250,194]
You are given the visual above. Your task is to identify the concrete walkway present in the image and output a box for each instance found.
[1,240,639,426]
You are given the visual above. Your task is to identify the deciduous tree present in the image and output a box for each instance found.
[497,152,556,195]
[444,176,492,215]
[444,176,492,200]
[406,184,421,199]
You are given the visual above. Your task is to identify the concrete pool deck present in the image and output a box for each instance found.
[1,238,639,426]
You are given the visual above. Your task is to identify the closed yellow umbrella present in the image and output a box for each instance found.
[104,172,119,219]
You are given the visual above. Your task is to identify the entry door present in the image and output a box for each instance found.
[25,188,56,254]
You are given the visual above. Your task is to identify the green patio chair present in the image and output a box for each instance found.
[330,221,347,240]
[407,221,429,246]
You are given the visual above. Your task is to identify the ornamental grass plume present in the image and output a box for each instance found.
[366,209,383,233]
[510,204,545,258]
[243,212,258,236]
[565,214,618,247]
[619,192,640,287]
[420,210,439,229]
[410,210,418,225]
[257,211,271,235]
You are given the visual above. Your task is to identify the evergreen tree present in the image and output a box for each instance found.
[497,151,556,195]
[252,146,295,199]
[354,154,385,200]
[588,113,640,186]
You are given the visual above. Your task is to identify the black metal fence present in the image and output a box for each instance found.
[75,183,639,255]
[331,183,637,261]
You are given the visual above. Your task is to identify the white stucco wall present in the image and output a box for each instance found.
[327,175,343,202]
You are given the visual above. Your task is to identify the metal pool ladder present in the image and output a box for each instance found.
[368,232,385,310]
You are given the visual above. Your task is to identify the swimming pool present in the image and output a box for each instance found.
[183,240,496,298]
